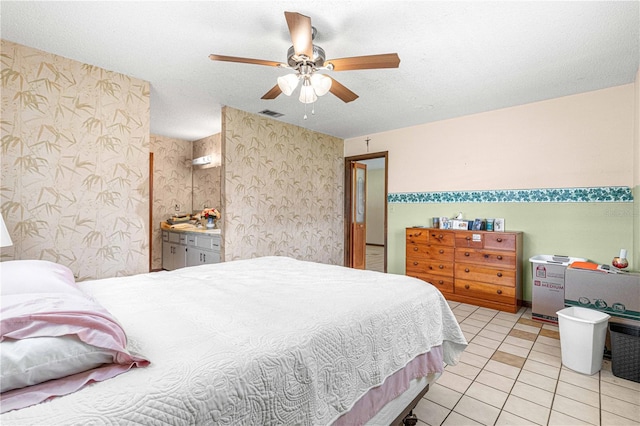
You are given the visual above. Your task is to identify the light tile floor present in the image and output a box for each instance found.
[415,301,640,426]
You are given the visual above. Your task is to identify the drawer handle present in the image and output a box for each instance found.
[413,262,418,266]
[464,284,470,289]
[439,249,444,254]
[439,265,444,269]
[438,280,444,284]
[497,255,503,260]
[497,238,503,242]
[464,268,470,272]
[465,252,470,257]
[413,247,419,251]
[465,236,471,241]
[497,272,503,277]
[497,289,503,295]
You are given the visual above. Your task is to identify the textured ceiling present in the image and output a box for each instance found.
[1,1,638,141]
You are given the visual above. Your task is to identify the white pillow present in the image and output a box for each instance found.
[1,335,115,393]
[0,259,76,296]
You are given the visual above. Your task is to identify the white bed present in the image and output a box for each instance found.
[1,256,466,425]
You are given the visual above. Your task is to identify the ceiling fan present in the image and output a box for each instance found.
[209,11,400,106]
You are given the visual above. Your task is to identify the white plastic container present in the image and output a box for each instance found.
[557,306,610,375]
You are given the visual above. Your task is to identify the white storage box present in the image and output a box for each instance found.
[565,268,640,323]
[530,255,586,324]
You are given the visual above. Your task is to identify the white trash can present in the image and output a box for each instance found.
[557,307,610,375]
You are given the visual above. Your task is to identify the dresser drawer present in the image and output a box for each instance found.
[407,272,454,293]
[408,244,454,260]
[455,279,516,303]
[484,233,517,251]
[455,263,516,286]
[406,228,428,246]
[427,230,455,246]
[454,231,484,249]
[455,248,516,269]
[406,255,454,277]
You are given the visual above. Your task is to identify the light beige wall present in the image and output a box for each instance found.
[366,168,385,245]
[222,107,344,265]
[345,84,637,299]
[0,40,150,280]
[346,85,635,192]
[149,134,192,270]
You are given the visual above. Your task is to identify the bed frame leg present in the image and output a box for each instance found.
[402,410,418,426]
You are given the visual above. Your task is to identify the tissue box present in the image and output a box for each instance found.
[451,219,469,230]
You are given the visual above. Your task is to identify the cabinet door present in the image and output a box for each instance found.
[187,248,220,266]
[175,245,187,269]
[186,247,201,267]
[162,241,173,270]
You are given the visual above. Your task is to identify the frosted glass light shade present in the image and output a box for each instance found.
[0,213,12,247]
[299,84,317,104]
[277,74,299,96]
[310,73,332,96]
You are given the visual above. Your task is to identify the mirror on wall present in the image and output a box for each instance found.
[191,134,222,214]
[192,163,222,213]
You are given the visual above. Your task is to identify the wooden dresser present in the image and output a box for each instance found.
[406,227,523,313]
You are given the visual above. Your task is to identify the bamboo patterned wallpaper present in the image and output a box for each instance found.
[0,40,150,280]
[222,107,344,265]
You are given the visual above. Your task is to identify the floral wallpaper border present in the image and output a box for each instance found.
[388,186,634,203]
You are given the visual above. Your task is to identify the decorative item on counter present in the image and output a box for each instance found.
[439,217,451,229]
[432,217,439,228]
[612,249,629,270]
[494,218,505,232]
[196,208,221,229]
[486,218,494,232]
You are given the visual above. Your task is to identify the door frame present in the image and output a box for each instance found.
[344,151,388,271]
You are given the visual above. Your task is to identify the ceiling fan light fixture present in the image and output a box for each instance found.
[299,80,317,104]
[310,73,332,96]
[277,73,299,96]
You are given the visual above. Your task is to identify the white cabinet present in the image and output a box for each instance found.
[163,230,220,270]
[186,233,221,267]
[162,231,187,270]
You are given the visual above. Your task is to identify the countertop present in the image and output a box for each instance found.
[161,221,221,234]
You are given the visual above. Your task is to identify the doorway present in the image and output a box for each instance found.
[344,152,388,272]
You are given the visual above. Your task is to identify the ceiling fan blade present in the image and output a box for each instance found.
[325,53,401,71]
[284,11,313,59]
[261,84,282,100]
[328,77,359,103]
[209,54,283,68]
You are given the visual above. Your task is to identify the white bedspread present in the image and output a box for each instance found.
[1,256,466,425]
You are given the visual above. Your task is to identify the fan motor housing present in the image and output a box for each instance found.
[287,45,326,68]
